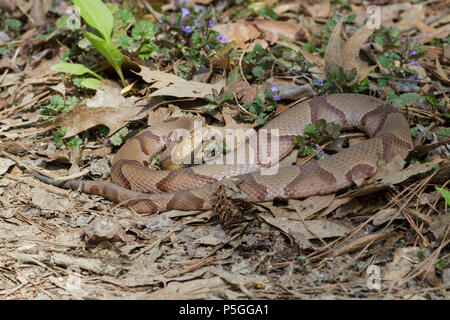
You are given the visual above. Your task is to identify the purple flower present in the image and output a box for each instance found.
[409,50,418,56]
[271,85,279,93]
[410,61,420,68]
[181,8,190,18]
[209,20,215,28]
[180,22,193,34]
[200,8,206,13]
[314,79,323,87]
[216,33,229,43]
[315,144,324,156]
[273,94,281,101]
[193,19,199,27]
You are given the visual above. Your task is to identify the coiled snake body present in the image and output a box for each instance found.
[53,94,413,213]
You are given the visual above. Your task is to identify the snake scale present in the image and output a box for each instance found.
[46,94,413,213]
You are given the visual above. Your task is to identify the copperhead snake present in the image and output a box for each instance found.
[47,94,413,213]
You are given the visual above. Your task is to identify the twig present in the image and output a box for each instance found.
[239,44,251,86]
[1,150,89,182]
[0,90,51,116]
[232,92,258,119]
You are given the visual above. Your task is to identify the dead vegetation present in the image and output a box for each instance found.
[0,0,449,300]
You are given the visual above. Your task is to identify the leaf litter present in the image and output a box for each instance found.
[0,0,448,300]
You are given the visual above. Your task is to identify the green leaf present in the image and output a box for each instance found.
[302,42,316,53]
[410,127,420,137]
[84,31,126,86]
[388,92,420,107]
[72,0,113,41]
[66,136,82,148]
[51,62,103,79]
[399,93,420,107]
[377,55,393,69]
[221,92,234,103]
[138,42,158,60]
[435,127,450,139]
[226,67,241,86]
[252,66,265,79]
[5,18,22,29]
[132,20,156,41]
[80,78,104,90]
[114,9,135,25]
[304,123,318,138]
[117,35,138,52]
[109,127,129,146]
[435,186,450,205]
[53,126,67,146]
[255,95,264,108]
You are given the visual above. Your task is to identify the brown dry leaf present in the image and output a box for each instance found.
[221,106,251,130]
[86,81,148,108]
[39,105,145,138]
[333,233,391,256]
[319,197,354,217]
[276,40,325,72]
[252,19,300,42]
[225,80,258,104]
[368,155,406,184]
[325,17,375,82]
[444,43,450,60]
[435,58,449,82]
[81,217,130,244]
[340,157,443,198]
[381,156,442,185]
[259,213,351,248]
[420,24,450,44]
[333,198,362,218]
[212,21,261,49]
[147,276,227,300]
[392,4,425,30]
[138,67,224,98]
[30,187,73,212]
[383,247,430,281]
[302,1,330,18]
[0,157,15,175]
[373,208,405,226]
[429,214,450,243]
[273,2,301,15]
[263,78,315,101]
[289,194,335,220]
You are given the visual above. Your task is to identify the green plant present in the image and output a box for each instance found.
[243,44,274,83]
[435,186,450,205]
[240,86,281,125]
[203,90,235,113]
[40,94,79,118]
[116,6,229,79]
[386,91,420,107]
[293,119,341,158]
[317,68,369,94]
[53,126,82,148]
[72,0,126,86]
[109,127,129,146]
[51,62,103,90]
[375,29,425,88]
